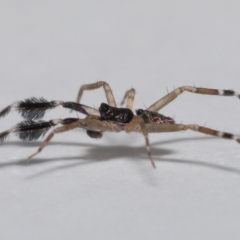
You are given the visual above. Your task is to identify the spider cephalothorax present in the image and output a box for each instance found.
[99,103,134,124]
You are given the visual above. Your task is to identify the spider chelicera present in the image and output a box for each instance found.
[0,81,240,168]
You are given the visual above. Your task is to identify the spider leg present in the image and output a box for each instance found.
[0,118,80,143]
[62,102,100,116]
[125,116,156,168]
[120,88,136,110]
[0,98,99,120]
[184,124,240,143]
[142,123,240,143]
[147,86,240,112]
[27,122,80,160]
[75,81,117,107]
[27,117,123,160]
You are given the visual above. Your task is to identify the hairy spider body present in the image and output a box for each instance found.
[1,81,240,168]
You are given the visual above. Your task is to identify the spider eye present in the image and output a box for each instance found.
[136,109,143,115]
[100,103,109,112]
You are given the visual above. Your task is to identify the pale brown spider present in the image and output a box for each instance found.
[0,81,240,168]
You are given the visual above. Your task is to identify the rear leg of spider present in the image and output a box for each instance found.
[147,86,240,112]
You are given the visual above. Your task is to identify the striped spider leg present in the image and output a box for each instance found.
[0,97,101,135]
[0,97,103,143]
[0,98,124,159]
[141,85,240,148]
[147,86,240,112]
[0,97,100,120]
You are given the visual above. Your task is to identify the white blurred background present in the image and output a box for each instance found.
[1,1,240,240]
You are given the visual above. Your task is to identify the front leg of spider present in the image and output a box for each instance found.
[0,97,103,140]
[0,97,100,120]
[25,116,123,160]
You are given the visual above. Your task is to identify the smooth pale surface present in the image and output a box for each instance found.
[1,1,240,240]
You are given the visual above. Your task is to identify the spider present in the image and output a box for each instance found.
[0,81,240,168]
